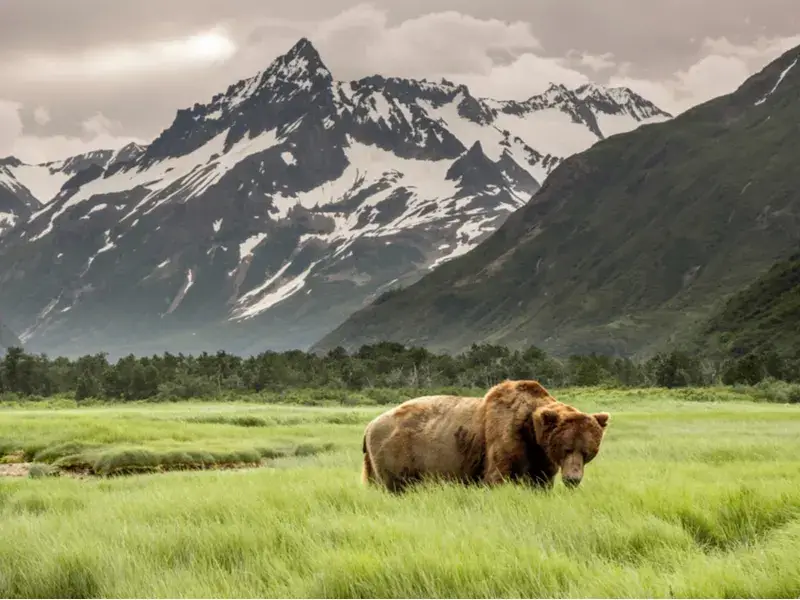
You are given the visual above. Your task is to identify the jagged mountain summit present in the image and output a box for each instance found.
[0,38,670,359]
[314,44,800,358]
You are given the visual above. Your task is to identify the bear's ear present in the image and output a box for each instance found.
[539,408,560,429]
[516,380,551,399]
[532,408,561,442]
[592,412,610,428]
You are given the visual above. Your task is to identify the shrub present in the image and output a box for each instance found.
[751,379,800,404]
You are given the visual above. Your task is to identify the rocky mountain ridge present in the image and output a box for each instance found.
[0,143,145,237]
[0,38,670,359]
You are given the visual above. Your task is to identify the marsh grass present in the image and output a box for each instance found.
[0,387,799,597]
[0,402,362,477]
[27,463,58,479]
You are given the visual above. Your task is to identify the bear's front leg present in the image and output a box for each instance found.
[482,449,515,485]
[521,469,557,489]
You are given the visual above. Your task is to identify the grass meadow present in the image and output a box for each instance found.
[1,387,799,598]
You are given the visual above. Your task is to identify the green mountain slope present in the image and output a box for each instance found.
[314,47,800,358]
[697,249,800,358]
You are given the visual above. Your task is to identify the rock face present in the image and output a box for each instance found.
[0,38,670,359]
[314,46,800,359]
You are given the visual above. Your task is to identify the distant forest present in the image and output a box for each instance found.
[1,342,798,403]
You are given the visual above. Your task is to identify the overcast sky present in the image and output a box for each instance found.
[1,0,799,162]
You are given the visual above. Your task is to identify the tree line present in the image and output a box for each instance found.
[0,342,798,402]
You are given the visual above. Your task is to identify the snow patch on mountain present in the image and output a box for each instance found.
[239,233,268,261]
[233,259,322,321]
[0,212,18,236]
[114,128,278,220]
[497,108,601,157]
[422,95,505,159]
[593,112,649,138]
[755,56,798,105]
[272,138,460,223]
[26,126,281,239]
[1,144,146,212]
[2,164,71,204]
[165,269,196,315]
[428,213,501,270]
[80,203,108,220]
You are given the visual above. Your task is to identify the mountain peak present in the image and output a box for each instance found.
[544,83,569,94]
[0,156,23,168]
[268,36,332,85]
[466,140,487,156]
[574,83,634,102]
[112,142,146,164]
[574,83,601,97]
[119,141,144,152]
[446,140,507,192]
[288,37,319,59]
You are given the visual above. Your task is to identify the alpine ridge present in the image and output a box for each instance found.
[0,38,671,359]
[0,144,145,237]
[313,44,800,358]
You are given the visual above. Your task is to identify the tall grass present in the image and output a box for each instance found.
[0,402,373,475]
[0,388,799,597]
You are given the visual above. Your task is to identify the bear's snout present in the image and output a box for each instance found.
[560,452,585,488]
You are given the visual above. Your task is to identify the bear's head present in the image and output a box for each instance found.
[532,406,610,488]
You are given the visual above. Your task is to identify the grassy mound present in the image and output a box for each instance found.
[0,403,354,478]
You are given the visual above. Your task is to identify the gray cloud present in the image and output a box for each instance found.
[1,0,798,162]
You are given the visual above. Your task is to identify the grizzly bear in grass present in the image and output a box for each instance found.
[361,379,610,493]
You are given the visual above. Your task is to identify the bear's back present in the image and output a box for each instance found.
[366,394,485,481]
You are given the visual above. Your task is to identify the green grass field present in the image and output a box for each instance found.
[1,387,799,598]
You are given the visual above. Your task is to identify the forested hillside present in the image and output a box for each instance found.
[699,249,800,358]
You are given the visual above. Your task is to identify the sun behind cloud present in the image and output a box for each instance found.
[7,27,237,83]
[171,29,237,64]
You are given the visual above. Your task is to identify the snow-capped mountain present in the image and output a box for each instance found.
[0,38,671,359]
[0,143,145,237]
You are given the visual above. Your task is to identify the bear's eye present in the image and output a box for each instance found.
[583,450,597,463]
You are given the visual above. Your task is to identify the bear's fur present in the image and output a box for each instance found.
[361,379,609,492]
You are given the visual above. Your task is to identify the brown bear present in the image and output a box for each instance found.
[361,379,609,493]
